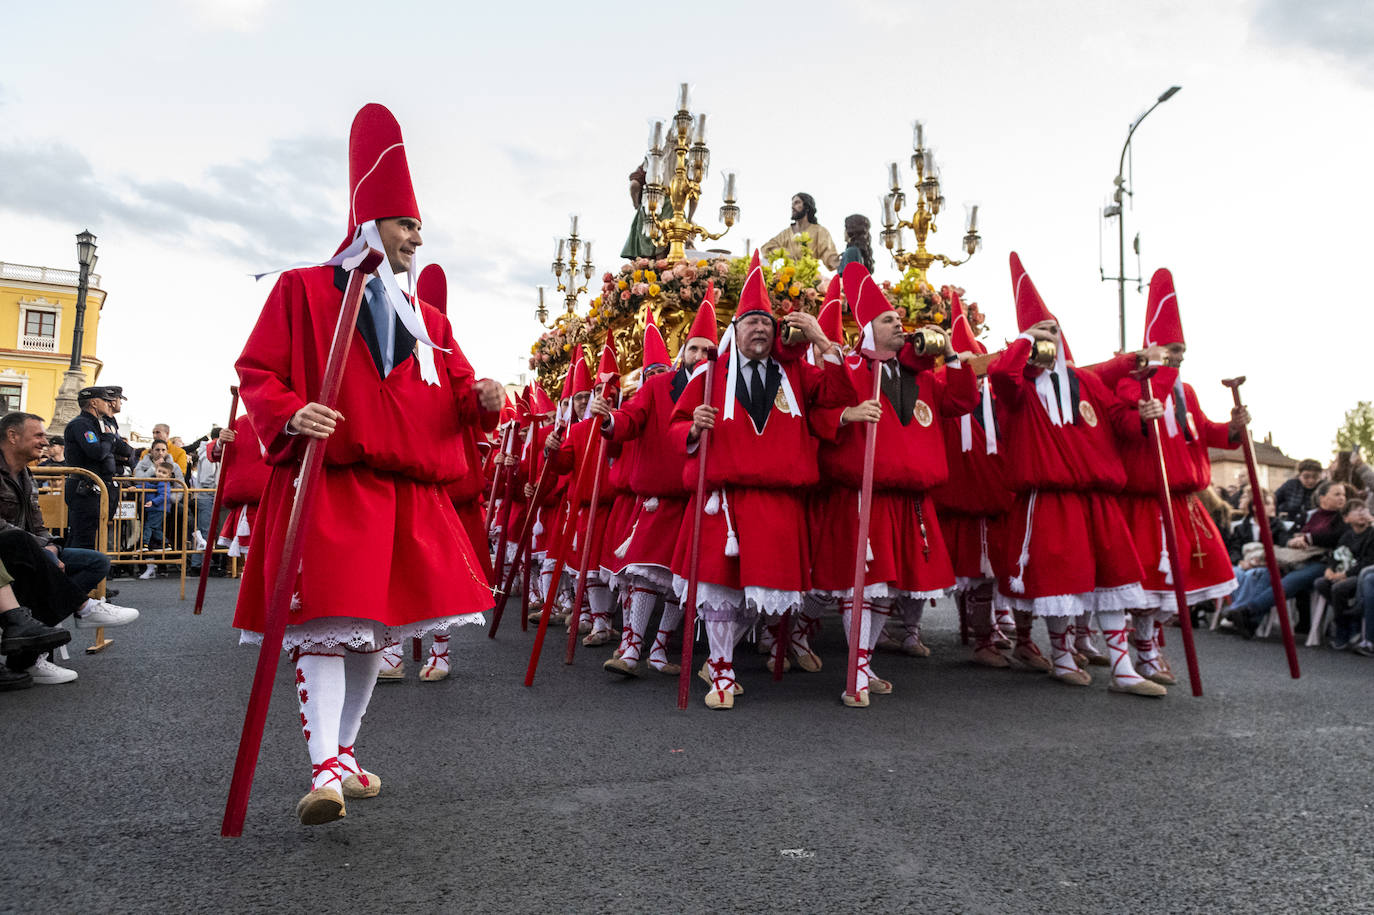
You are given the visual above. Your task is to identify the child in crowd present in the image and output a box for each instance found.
[139,462,179,579]
[1317,499,1374,649]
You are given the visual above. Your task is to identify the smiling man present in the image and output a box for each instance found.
[233,103,504,826]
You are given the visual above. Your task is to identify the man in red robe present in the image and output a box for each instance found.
[233,103,503,825]
[808,264,978,706]
[1088,269,1246,682]
[590,297,718,677]
[669,253,849,710]
[986,253,1164,697]
[209,413,270,561]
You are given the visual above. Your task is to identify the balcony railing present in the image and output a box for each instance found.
[0,260,101,288]
[21,334,58,352]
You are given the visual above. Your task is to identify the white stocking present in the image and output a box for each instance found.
[649,599,683,669]
[293,647,346,791]
[1045,616,1079,676]
[379,640,403,675]
[587,583,613,633]
[337,645,383,781]
[1098,609,1145,685]
[422,633,451,678]
[622,586,657,666]
[840,600,872,690]
[1133,611,1160,662]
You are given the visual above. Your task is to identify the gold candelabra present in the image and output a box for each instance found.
[537,214,595,328]
[641,82,740,263]
[878,120,981,287]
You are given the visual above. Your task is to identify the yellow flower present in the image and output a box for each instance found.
[593,296,602,306]
[788,283,801,297]
[932,312,944,323]
[530,344,539,354]
[562,343,571,352]
[783,266,796,278]
[632,270,643,282]
[617,280,628,291]
[645,270,657,283]
[774,281,785,292]
[648,283,661,297]
[696,259,708,268]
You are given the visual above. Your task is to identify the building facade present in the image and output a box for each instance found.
[0,260,104,420]
[1209,435,1297,495]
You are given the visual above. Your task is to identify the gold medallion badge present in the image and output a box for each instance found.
[774,387,790,413]
[1078,401,1098,427]
[914,400,933,427]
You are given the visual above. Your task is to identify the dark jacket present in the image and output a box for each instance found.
[1225,513,1295,564]
[1328,526,1374,576]
[0,462,54,549]
[1273,477,1316,526]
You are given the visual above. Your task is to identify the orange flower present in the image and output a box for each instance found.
[617,280,628,290]
[788,283,801,297]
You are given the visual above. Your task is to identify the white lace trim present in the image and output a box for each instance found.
[238,612,486,651]
[819,583,947,602]
[613,563,674,594]
[1003,591,1091,618]
[1091,582,1147,613]
[671,574,802,618]
[1142,578,1238,613]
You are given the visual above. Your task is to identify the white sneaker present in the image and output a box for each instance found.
[75,600,140,629]
[27,656,78,685]
[192,530,207,550]
[138,565,157,580]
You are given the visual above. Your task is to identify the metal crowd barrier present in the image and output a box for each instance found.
[32,466,113,653]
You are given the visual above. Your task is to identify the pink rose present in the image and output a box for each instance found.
[603,272,614,283]
[634,258,649,269]
[632,282,649,296]
[655,259,669,270]
[683,266,698,282]
[619,290,630,301]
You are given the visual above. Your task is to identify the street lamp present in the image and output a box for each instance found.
[1103,86,1180,352]
[70,229,98,372]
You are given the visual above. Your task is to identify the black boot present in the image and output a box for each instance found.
[0,606,72,655]
[0,665,33,691]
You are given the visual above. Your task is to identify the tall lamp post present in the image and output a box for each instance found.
[50,230,98,431]
[1103,86,1179,352]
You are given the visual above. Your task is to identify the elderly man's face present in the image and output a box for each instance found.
[152,424,169,441]
[737,313,774,360]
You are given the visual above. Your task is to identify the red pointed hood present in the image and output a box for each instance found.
[1009,252,1073,363]
[346,103,420,241]
[948,290,985,355]
[823,274,842,309]
[569,344,593,396]
[1143,268,1184,348]
[597,337,621,382]
[687,292,719,347]
[854,273,895,329]
[733,251,772,323]
[643,322,671,368]
[816,299,844,344]
[531,384,555,414]
[499,391,516,424]
[417,263,447,315]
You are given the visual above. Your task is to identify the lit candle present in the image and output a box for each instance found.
[966,203,979,232]
[677,82,690,111]
[569,214,579,236]
[555,238,565,261]
[693,113,707,145]
[913,120,924,150]
[723,170,737,201]
[888,161,900,191]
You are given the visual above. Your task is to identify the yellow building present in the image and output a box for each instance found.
[0,259,104,419]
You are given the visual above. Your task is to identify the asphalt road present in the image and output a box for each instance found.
[3,578,1371,914]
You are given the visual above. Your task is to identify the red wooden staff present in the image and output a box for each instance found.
[484,422,515,532]
[1134,366,1204,697]
[1223,376,1300,678]
[221,245,384,837]
[563,427,608,665]
[677,349,718,710]
[524,396,611,686]
[489,411,560,638]
[844,360,885,704]
[491,408,531,587]
[194,386,239,615]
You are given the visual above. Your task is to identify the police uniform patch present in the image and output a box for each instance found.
[1079,401,1098,427]
[84,431,98,443]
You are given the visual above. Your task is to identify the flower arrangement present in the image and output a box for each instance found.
[734,232,825,314]
[877,268,987,339]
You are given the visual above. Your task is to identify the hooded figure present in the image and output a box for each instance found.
[233,103,502,826]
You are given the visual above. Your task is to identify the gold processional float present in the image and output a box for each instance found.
[528,83,1050,399]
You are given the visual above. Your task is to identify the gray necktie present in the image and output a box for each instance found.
[367,276,394,376]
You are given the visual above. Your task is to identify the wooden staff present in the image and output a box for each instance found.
[677,350,718,710]
[524,404,608,686]
[771,611,790,682]
[489,414,560,638]
[1223,376,1300,678]
[194,386,239,615]
[519,512,534,631]
[491,422,530,586]
[845,360,885,703]
[1135,369,1204,697]
[221,245,384,837]
[564,427,609,665]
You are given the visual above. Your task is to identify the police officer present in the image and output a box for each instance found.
[63,387,123,550]
[101,385,135,475]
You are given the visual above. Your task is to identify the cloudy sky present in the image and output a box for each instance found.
[1,0,1370,459]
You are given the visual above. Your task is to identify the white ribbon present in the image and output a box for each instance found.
[1027,334,1073,427]
[981,378,998,454]
[721,338,799,423]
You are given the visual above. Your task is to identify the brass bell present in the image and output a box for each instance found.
[909,327,948,356]
[779,321,806,347]
[1028,339,1058,369]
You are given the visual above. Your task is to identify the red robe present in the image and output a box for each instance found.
[210,414,271,550]
[667,354,849,610]
[232,265,494,636]
[986,336,1144,613]
[604,368,692,587]
[548,417,615,572]
[448,415,498,587]
[1089,361,1238,606]
[809,353,977,597]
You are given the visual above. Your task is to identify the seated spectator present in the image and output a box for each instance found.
[1316,499,1374,648]
[1274,459,1323,526]
[37,437,64,467]
[1355,565,1374,656]
[1224,488,1297,609]
[134,440,185,483]
[0,412,139,683]
[1225,480,1348,638]
[0,558,73,691]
